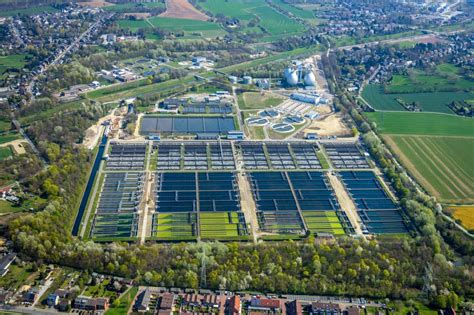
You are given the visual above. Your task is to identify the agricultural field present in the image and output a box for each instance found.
[383,135,473,203]
[361,84,473,113]
[248,5,305,40]
[148,16,225,37]
[238,92,285,110]
[117,16,225,38]
[385,64,473,94]
[272,0,315,19]
[198,0,306,41]
[116,19,151,31]
[0,4,58,16]
[446,206,474,230]
[0,54,30,79]
[365,112,474,136]
[366,110,473,204]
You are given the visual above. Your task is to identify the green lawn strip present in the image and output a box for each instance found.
[0,146,13,160]
[0,132,21,144]
[0,54,30,76]
[316,150,330,169]
[0,199,23,214]
[0,119,12,132]
[259,234,305,241]
[90,77,197,103]
[332,30,423,47]
[365,111,474,137]
[220,45,321,74]
[239,92,285,110]
[105,286,139,315]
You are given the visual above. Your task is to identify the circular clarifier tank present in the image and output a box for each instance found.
[246,117,269,126]
[272,123,295,133]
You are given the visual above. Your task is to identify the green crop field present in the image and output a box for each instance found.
[384,135,473,203]
[200,212,246,238]
[148,17,225,37]
[117,19,151,31]
[118,17,226,38]
[248,5,305,38]
[199,0,305,41]
[272,0,315,19]
[361,84,473,113]
[0,5,58,17]
[303,211,345,235]
[153,213,197,239]
[365,112,474,137]
[199,0,266,21]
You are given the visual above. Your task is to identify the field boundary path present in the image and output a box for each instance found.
[327,172,365,237]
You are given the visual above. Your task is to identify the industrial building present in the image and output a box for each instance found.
[291,92,320,104]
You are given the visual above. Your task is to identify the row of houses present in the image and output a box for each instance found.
[132,289,365,315]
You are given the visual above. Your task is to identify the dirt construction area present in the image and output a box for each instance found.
[0,139,28,155]
[160,0,209,21]
[304,113,351,137]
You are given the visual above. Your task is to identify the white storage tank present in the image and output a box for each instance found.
[304,70,316,86]
[286,69,299,86]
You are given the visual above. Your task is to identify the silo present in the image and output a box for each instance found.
[286,68,299,86]
[304,69,316,86]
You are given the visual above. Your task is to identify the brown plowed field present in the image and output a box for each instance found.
[160,0,209,21]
